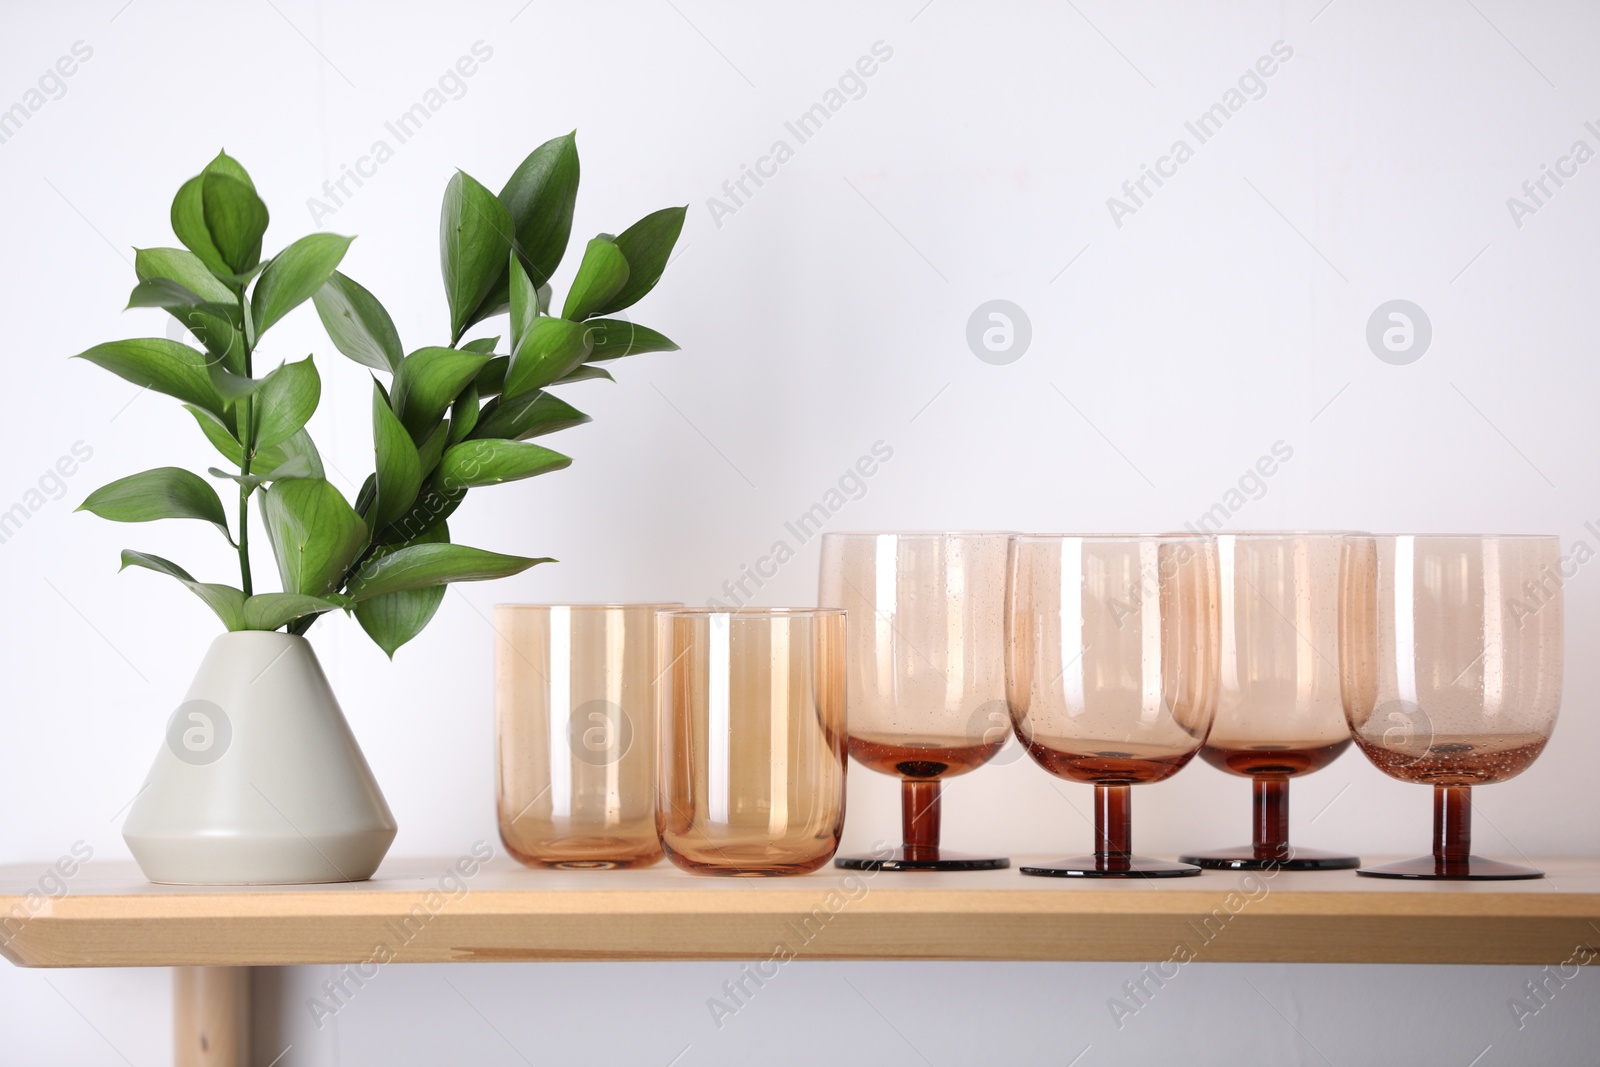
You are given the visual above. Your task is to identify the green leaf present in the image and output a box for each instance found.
[449,385,480,443]
[202,172,270,275]
[210,459,313,489]
[354,473,377,517]
[260,478,369,597]
[465,275,512,331]
[552,365,615,385]
[391,347,490,438]
[242,592,350,632]
[474,356,508,396]
[371,381,422,531]
[583,319,678,361]
[252,233,354,336]
[353,524,450,657]
[471,391,589,441]
[133,248,246,371]
[416,422,449,478]
[79,467,230,539]
[74,338,225,416]
[441,170,513,344]
[126,276,207,310]
[504,318,592,398]
[134,247,235,304]
[253,356,321,451]
[312,270,403,374]
[460,336,500,355]
[209,467,263,492]
[508,254,539,353]
[208,365,266,405]
[258,431,324,480]
[170,178,225,277]
[202,149,257,190]
[454,132,578,333]
[356,583,447,656]
[437,439,570,488]
[186,404,240,462]
[185,404,322,478]
[171,153,269,278]
[119,550,246,630]
[374,476,466,545]
[561,237,630,321]
[346,542,550,601]
[595,206,686,315]
[214,262,270,288]
[499,132,580,290]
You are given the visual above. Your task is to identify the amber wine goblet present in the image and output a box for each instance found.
[1340,535,1562,880]
[1180,533,1361,871]
[820,532,1013,871]
[1007,534,1220,877]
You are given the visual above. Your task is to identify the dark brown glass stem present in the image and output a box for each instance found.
[902,779,941,858]
[1095,783,1132,872]
[1253,777,1290,860]
[1434,785,1471,868]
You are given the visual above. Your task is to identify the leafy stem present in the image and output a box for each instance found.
[75,138,682,656]
[236,294,256,597]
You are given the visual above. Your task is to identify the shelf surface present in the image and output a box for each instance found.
[4,857,1599,968]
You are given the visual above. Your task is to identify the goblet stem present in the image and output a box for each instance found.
[901,779,941,859]
[1358,783,1537,879]
[1094,783,1132,872]
[1252,777,1290,860]
[1434,784,1471,868]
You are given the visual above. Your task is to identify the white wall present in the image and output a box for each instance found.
[3,0,1598,1062]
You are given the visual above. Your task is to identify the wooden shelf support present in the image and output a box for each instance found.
[174,966,250,1067]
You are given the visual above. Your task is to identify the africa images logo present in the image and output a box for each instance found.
[568,699,634,767]
[165,700,232,766]
[1366,300,1432,366]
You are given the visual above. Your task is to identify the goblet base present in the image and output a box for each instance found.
[1180,845,1360,871]
[1020,854,1201,878]
[1358,855,1543,880]
[835,849,1010,872]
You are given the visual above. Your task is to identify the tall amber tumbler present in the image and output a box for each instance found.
[656,608,848,876]
[1007,534,1221,877]
[496,604,680,869]
[1180,532,1362,871]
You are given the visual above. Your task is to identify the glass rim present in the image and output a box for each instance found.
[820,530,1018,539]
[495,602,686,611]
[1349,533,1561,542]
[656,606,846,618]
[1010,532,1217,542]
[1212,529,1370,538]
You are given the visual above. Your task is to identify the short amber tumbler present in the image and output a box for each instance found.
[656,608,848,875]
[496,604,680,869]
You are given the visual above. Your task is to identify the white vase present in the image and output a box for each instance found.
[123,631,397,884]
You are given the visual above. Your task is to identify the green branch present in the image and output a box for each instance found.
[236,294,255,597]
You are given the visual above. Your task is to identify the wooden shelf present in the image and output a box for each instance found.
[5,857,1599,969]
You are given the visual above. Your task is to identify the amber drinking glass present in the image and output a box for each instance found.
[1007,535,1220,877]
[1340,535,1562,879]
[1180,533,1360,871]
[496,604,680,869]
[656,608,847,875]
[820,532,1013,871]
